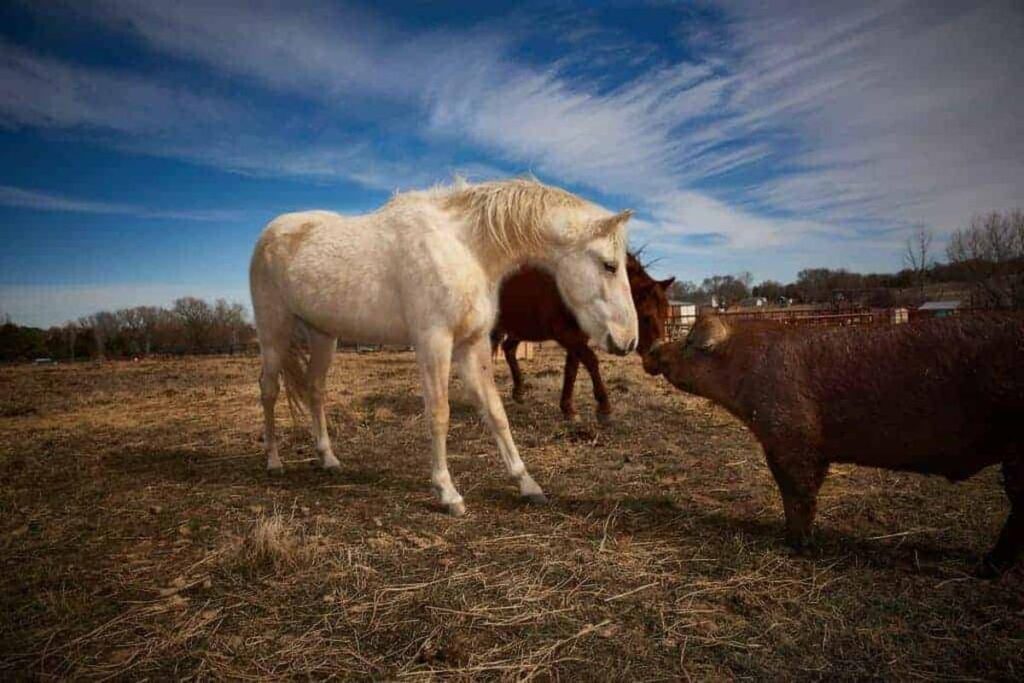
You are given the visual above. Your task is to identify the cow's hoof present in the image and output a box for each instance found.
[974,554,1010,579]
[522,492,549,506]
[784,533,811,554]
[446,500,467,517]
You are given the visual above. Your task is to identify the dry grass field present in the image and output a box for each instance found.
[1,348,1022,680]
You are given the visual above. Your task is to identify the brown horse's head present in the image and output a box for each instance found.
[626,253,674,356]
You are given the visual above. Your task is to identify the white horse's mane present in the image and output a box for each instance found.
[388,176,593,256]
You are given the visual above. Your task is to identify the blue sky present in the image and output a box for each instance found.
[1,0,1022,326]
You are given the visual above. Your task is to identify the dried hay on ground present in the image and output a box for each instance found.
[1,349,1021,679]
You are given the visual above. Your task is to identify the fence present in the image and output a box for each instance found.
[663,307,917,339]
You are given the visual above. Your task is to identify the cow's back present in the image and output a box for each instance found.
[765,317,1023,479]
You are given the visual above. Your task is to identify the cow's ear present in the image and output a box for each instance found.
[689,316,729,351]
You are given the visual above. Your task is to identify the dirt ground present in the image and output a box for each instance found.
[1,348,1022,680]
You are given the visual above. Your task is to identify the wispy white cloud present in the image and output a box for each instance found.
[0,39,241,134]
[58,0,510,104]
[0,185,246,221]
[721,0,1024,238]
[6,0,1024,268]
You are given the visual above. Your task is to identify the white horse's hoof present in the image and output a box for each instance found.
[522,492,548,505]
[323,462,342,475]
[446,500,467,517]
[267,465,284,476]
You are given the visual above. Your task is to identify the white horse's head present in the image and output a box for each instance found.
[546,207,639,355]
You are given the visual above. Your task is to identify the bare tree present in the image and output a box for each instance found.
[947,209,1024,309]
[211,299,251,350]
[668,280,702,302]
[63,321,79,361]
[115,305,164,355]
[76,312,119,360]
[173,297,215,352]
[903,225,933,296]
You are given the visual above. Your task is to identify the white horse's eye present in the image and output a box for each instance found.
[603,262,618,275]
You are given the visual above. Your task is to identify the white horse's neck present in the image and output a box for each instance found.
[465,234,554,285]
[395,178,604,286]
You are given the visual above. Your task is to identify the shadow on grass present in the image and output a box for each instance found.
[540,493,980,577]
[102,444,984,577]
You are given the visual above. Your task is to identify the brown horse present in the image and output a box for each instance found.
[492,254,673,422]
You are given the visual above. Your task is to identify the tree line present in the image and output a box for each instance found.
[3,210,1022,362]
[667,209,1024,310]
[0,297,255,363]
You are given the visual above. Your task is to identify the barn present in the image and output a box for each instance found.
[917,300,963,318]
[664,300,698,340]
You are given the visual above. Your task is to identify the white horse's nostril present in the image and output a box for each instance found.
[605,333,628,356]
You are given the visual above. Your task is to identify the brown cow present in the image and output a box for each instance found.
[643,314,1024,575]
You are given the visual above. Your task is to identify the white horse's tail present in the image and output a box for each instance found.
[280,320,312,421]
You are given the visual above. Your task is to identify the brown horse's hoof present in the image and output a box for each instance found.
[512,391,526,404]
[562,412,580,423]
[596,412,613,426]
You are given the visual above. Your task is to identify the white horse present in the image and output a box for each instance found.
[249,177,638,515]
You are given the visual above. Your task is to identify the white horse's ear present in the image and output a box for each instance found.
[591,209,633,238]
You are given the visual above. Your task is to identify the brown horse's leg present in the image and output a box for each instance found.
[490,329,503,355]
[560,351,581,421]
[577,345,612,424]
[502,337,526,403]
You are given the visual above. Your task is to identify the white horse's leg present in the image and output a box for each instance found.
[259,347,285,474]
[455,336,546,504]
[307,329,340,472]
[417,331,464,516]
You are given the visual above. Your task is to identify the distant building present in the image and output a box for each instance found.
[917,300,962,318]
[665,300,698,341]
[735,297,768,309]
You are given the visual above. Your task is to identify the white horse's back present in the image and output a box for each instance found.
[251,208,413,345]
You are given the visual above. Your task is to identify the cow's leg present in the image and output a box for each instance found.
[456,336,546,504]
[559,351,581,422]
[577,345,612,424]
[765,450,828,548]
[980,457,1024,576]
[416,331,463,516]
[501,337,526,402]
[307,328,340,472]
